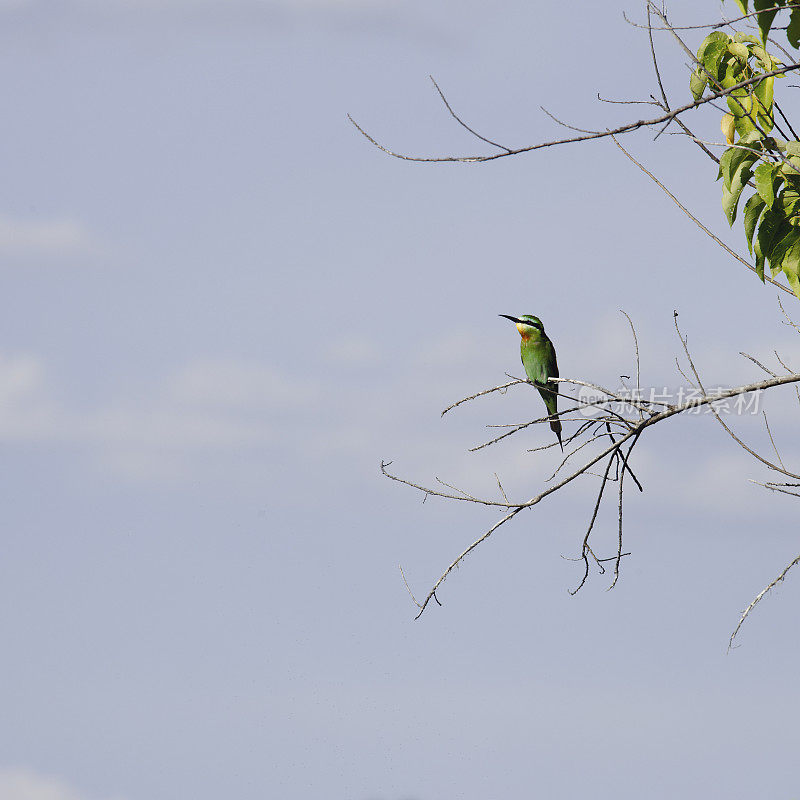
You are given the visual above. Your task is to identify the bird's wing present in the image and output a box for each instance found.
[546,340,559,381]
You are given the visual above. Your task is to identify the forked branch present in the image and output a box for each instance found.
[393,348,800,618]
[348,64,800,164]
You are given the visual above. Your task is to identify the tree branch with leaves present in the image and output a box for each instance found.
[352,0,800,644]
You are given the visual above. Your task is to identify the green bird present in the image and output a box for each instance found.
[499,314,562,450]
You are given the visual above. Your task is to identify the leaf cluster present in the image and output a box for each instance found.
[728,137,800,295]
[690,24,800,298]
[731,0,800,47]
[690,31,777,139]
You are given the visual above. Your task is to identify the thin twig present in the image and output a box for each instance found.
[753,479,800,497]
[495,473,510,504]
[773,100,800,141]
[624,3,800,32]
[740,351,779,376]
[399,564,422,609]
[441,379,523,416]
[611,135,794,295]
[729,551,800,649]
[762,410,786,471]
[570,452,618,595]
[597,93,659,106]
[621,310,643,420]
[539,106,600,135]
[644,3,716,160]
[429,76,513,153]
[778,296,800,332]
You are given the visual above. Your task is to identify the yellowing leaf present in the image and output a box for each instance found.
[721,113,736,144]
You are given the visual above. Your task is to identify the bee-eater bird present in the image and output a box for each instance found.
[499,314,563,450]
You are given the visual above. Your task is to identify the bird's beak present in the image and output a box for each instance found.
[498,314,521,323]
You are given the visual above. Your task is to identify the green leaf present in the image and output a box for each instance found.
[788,7,800,49]
[753,204,780,280]
[722,139,760,190]
[755,251,766,280]
[780,156,800,183]
[723,160,755,225]
[739,130,766,146]
[754,224,767,281]
[698,34,732,85]
[704,48,734,87]
[743,192,767,254]
[785,270,800,298]
[778,188,800,224]
[734,33,761,45]
[785,141,800,157]
[721,55,747,89]
[754,0,781,44]
[733,148,759,178]
[754,161,778,206]
[768,228,800,297]
[690,68,707,101]
[779,186,800,207]
[731,0,748,13]
[755,205,784,268]
[697,31,731,63]
[754,76,774,130]
[719,147,736,188]
[720,138,760,188]
[751,44,773,70]
[729,147,755,179]
[726,90,753,115]
[727,93,759,138]
[728,42,750,60]
[768,222,800,261]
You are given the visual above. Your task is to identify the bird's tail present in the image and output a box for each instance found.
[537,383,563,452]
[550,418,563,452]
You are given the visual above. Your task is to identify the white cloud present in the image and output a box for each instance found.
[0,329,795,500]
[0,216,99,260]
[0,353,306,482]
[0,768,120,800]
[0,355,58,441]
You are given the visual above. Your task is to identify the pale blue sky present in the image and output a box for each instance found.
[1,2,799,799]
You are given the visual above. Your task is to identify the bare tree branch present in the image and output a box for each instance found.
[393,360,800,617]
[364,2,800,640]
[674,313,800,479]
[348,63,800,164]
[624,3,800,32]
[729,550,800,649]
[441,379,524,416]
